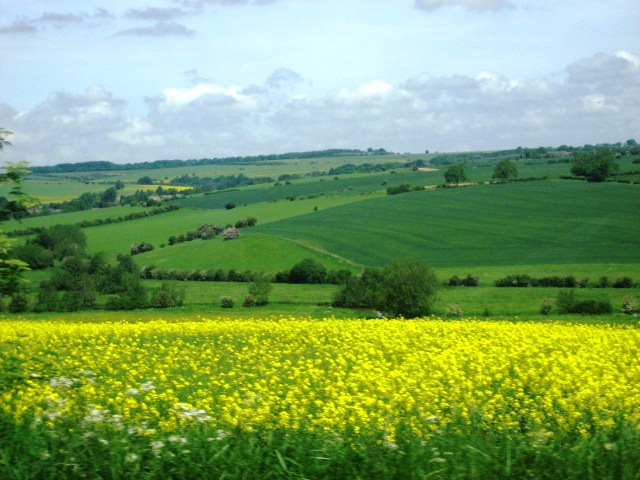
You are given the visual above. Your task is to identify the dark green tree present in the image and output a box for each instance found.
[34,224,87,260]
[137,176,153,185]
[247,273,273,306]
[288,258,327,284]
[333,259,438,318]
[1,131,37,296]
[492,158,518,182]
[444,164,469,185]
[376,259,439,318]
[570,149,619,182]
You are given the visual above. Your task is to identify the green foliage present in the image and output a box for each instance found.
[1,159,35,296]
[287,258,327,284]
[220,296,234,308]
[334,259,438,318]
[137,176,153,184]
[8,291,29,313]
[150,281,186,308]
[10,243,54,269]
[492,158,518,182]
[247,273,273,306]
[556,290,613,314]
[33,224,87,260]
[571,149,619,182]
[448,274,480,286]
[444,163,469,185]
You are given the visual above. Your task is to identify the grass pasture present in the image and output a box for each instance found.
[1,317,638,479]
[254,180,640,268]
[0,178,108,203]
[138,233,355,272]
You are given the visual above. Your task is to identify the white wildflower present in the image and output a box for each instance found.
[151,440,165,457]
[124,453,139,463]
[168,435,188,444]
[140,381,156,392]
[49,376,79,388]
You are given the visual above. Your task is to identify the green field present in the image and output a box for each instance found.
[3,150,639,319]
[254,180,640,268]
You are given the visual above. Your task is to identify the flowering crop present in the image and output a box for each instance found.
[2,317,638,445]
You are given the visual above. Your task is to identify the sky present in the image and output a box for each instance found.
[1,0,639,166]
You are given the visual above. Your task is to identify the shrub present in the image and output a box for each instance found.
[540,299,554,315]
[495,274,532,287]
[243,294,257,307]
[461,274,480,287]
[8,292,29,313]
[247,274,272,305]
[151,282,186,308]
[288,258,327,284]
[223,228,240,241]
[130,242,154,255]
[556,290,612,314]
[445,304,463,317]
[622,297,638,315]
[225,202,236,210]
[333,259,439,318]
[572,300,613,314]
[220,296,234,308]
[613,276,634,288]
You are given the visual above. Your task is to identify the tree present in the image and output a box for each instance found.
[492,158,518,182]
[100,186,118,206]
[247,273,273,306]
[34,224,87,260]
[1,130,36,296]
[137,176,153,185]
[570,149,619,182]
[376,259,439,318]
[288,258,327,284]
[444,164,469,185]
[333,259,438,318]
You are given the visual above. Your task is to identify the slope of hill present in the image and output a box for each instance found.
[251,180,640,268]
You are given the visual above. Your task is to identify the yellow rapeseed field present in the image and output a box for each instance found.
[1,317,639,443]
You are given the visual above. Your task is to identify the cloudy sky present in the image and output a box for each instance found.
[1,0,639,166]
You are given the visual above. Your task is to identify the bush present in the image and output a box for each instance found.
[613,276,634,288]
[556,290,612,314]
[333,259,438,318]
[130,242,154,255]
[461,274,480,287]
[223,228,240,241]
[220,296,234,308]
[247,274,272,306]
[495,274,532,287]
[8,292,29,313]
[288,258,327,284]
[151,282,186,308]
[540,299,554,315]
[243,294,257,307]
[445,304,463,317]
[622,297,638,315]
[572,300,613,314]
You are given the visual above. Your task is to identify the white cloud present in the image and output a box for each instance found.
[1,52,638,165]
[415,0,514,12]
[109,119,165,146]
[158,84,259,112]
[116,21,194,37]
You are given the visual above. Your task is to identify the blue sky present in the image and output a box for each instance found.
[1,0,638,165]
